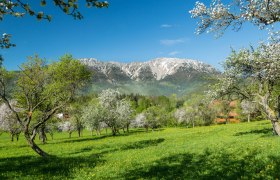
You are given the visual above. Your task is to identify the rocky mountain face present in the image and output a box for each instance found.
[80,58,219,96]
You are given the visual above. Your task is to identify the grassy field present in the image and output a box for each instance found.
[1,121,280,179]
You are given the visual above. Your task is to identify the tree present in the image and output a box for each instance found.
[98,89,121,136]
[185,106,198,128]
[183,94,216,127]
[116,99,134,133]
[241,100,257,122]
[81,102,106,136]
[174,108,187,126]
[190,0,280,37]
[215,100,234,124]
[209,42,280,135]
[131,113,148,130]
[0,101,21,141]
[0,54,91,157]
[96,89,134,135]
[136,97,151,113]
[67,102,85,138]
[58,121,75,138]
[0,0,109,48]
[44,117,59,140]
[144,106,162,131]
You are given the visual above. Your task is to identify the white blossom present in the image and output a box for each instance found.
[190,0,280,37]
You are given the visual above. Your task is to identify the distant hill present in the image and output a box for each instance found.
[80,58,219,96]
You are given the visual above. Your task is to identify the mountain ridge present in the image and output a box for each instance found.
[79,57,219,96]
[80,57,218,81]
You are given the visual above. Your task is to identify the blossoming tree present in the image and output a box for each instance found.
[210,43,280,135]
[190,0,280,36]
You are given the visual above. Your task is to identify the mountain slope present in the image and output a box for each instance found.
[80,58,219,96]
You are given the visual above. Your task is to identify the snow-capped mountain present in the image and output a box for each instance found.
[80,57,218,82]
[79,58,218,96]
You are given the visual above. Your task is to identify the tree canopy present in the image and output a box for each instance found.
[0,0,108,20]
[0,54,92,156]
[190,0,280,37]
[209,43,280,135]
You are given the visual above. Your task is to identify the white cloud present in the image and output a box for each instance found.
[161,24,173,28]
[160,38,185,46]
[168,51,180,56]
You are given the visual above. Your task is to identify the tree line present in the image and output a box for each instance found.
[1,62,267,151]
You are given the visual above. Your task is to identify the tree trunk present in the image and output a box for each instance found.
[225,117,229,124]
[24,132,49,157]
[126,124,129,133]
[77,126,82,137]
[78,128,81,137]
[11,134,14,142]
[112,130,116,136]
[50,133,54,140]
[278,95,280,119]
[271,120,280,136]
[111,127,117,136]
[91,130,93,136]
[39,127,47,144]
[69,132,72,138]
[247,114,250,123]
[96,129,100,136]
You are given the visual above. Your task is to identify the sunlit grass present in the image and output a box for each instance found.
[1,121,280,179]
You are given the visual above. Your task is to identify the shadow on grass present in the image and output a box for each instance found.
[54,128,165,145]
[70,138,165,156]
[123,149,280,180]
[0,154,105,179]
[234,128,272,136]
[121,138,165,150]
[57,135,110,144]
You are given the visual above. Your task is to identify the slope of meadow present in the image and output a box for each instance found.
[1,121,280,179]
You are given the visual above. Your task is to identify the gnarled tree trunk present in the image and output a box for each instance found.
[259,94,280,136]
[271,120,280,136]
[24,132,49,157]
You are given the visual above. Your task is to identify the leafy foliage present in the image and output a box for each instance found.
[0,54,91,156]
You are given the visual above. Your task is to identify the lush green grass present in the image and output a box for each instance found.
[1,121,280,179]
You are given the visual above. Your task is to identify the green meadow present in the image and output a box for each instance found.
[1,121,280,179]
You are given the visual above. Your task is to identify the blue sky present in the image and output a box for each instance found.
[0,0,269,70]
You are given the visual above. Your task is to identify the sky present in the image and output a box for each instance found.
[0,0,270,70]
